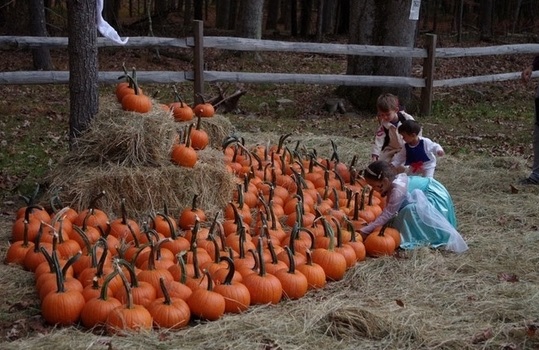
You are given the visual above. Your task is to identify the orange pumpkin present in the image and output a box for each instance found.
[193,102,214,118]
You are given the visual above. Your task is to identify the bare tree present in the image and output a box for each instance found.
[29,0,53,70]
[479,0,493,40]
[340,0,418,111]
[67,0,99,147]
[235,0,264,39]
[216,0,231,29]
[265,0,280,31]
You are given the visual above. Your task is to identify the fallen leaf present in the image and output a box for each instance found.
[395,299,405,307]
[471,328,494,343]
[510,184,519,194]
[498,272,519,282]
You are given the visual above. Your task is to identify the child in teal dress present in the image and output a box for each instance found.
[359,160,468,253]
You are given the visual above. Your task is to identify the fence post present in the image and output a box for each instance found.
[420,33,436,116]
[193,20,204,104]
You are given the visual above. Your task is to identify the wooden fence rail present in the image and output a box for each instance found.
[1,20,538,115]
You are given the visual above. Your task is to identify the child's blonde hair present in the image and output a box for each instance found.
[376,93,400,112]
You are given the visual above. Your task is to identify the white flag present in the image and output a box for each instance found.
[96,0,129,44]
[409,0,421,21]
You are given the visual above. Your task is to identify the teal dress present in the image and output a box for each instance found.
[393,176,467,252]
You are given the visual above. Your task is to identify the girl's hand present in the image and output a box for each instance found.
[522,66,533,84]
[437,149,445,157]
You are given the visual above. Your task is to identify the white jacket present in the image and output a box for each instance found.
[371,111,416,159]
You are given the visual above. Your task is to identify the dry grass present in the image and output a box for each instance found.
[2,124,539,349]
[44,97,236,219]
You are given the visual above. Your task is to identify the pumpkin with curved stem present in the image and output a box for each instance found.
[171,124,198,168]
[342,218,366,262]
[121,73,152,113]
[5,208,35,265]
[169,85,194,122]
[190,115,210,150]
[148,203,178,238]
[364,225,397,257]
[178,195,206,230]
[80,270,122,329]
[82,276,114,302]
[115,64,143,103]
[263,236,288,276]
[148,277,191,329]
[274,246,308,300]
[41,250,86,326]
[15,185,51,223]
[136,239,175,293]
[23,223,53,272]
[296,249,326,290]
[331,218,357,268]
[311,219,347,282]
[114,259,157,308]
[72,191,109,231]
[11,204,46,243]
[109,198,141,243]
[242,237,283,305]
[193,94,215,118]
[35,243,75,292]
[106,265,153,334]
[187,270,226,321]
[213,256,251,313]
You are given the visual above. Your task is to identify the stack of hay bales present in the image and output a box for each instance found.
[46,96,237,221]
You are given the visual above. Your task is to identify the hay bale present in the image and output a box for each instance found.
[45,97,236,220]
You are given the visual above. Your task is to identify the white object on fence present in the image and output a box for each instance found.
[96,0,128,45]
[409,0,421,21]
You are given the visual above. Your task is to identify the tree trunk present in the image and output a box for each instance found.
[265,0,280,31]
[340,0,418,111]
[280,0,291,31]
[228,0,239,30]
[216,0,230,29]
[194,0,203,20]
[479,0,493,40]
[316,0,323,41]
[336,0,349,34]
[183,0,193,27]
[322,0,338,35]
[67,0,99,147]
[29,0,53,70]
[235,0,264,39]
[300,0,313,37]
[154,0,169,22]
[290,0,298,36]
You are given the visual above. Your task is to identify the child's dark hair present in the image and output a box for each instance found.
[363,161,396,181]
[376,93,400,112]
[398,119,421,135]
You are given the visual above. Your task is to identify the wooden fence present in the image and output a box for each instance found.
[1,20,538,115]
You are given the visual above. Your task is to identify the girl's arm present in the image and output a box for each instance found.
[360,176,408,234]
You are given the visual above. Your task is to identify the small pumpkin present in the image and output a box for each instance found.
[189,115,209,150]
[120,73,152,113]
[169,85,194,121]
[186,270,226,321]
[364,225,397,257]
[171,125,198,168]
[193,95,215,118]
[147,277,191,329]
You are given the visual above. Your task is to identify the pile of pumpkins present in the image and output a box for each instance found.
[4,100,402,333]
[115,68,215,169]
